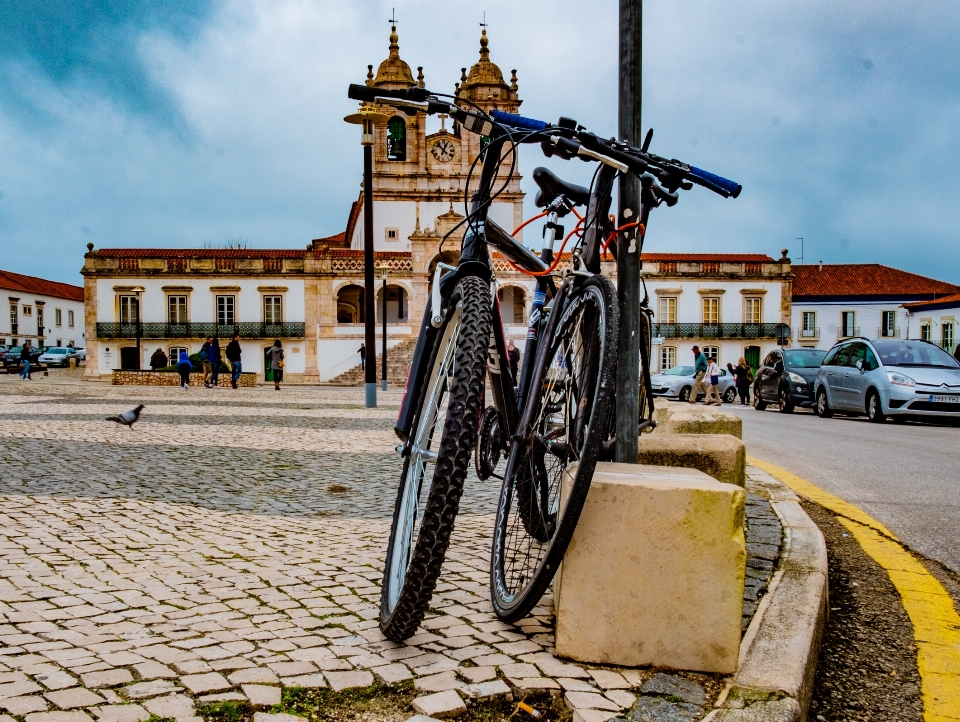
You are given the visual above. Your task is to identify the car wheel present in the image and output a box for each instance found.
[867,390,886,423]
[816,388,833,418]
[778,388,795,414]
[753,392,767,411]
[723,387,737,404]
[678,386,691,402]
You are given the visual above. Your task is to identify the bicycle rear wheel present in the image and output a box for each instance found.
[380,276,491,641]
[490,275,618,622]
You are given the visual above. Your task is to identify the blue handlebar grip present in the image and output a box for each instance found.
[490,110,548,131]
[689,166,742,198]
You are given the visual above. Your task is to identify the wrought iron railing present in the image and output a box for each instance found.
[652,323,788,340]
[96,322,305,340]
[798,326,820,339]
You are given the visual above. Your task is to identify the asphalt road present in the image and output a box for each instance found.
[722,402,960,574]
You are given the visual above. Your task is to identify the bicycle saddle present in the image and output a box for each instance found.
[533,167,590,208]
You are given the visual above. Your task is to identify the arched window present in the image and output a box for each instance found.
[387,117,406,161]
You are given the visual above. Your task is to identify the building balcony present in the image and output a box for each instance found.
[797,326,820,340]
[652,323,789,340]
[878,327,900,338]
[96,322,305,340]
[838,327,861,340]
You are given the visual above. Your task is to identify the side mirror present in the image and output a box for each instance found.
[855,359,864,372]
[775,362,784,372]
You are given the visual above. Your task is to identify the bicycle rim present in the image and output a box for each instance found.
[491,276,618,621]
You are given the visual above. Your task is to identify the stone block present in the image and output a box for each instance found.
[2,697,49,715]
[242,685,281,707]
[564,692,619,712]
[44,688,103,710]
[410,690,466,719]
[637,433,745,487]
[323,671,372,692]
[555,462,745,673]
[665,409,742,438]
[95,705,149,722]
[572,711,618,722]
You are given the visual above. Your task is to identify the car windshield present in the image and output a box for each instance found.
[784,349,827,368]
[663,365,695,376]
[8,347,22,354]
[872,340,960,368]
[49,349,67,354]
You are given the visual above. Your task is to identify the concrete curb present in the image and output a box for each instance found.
[705,464,829,722]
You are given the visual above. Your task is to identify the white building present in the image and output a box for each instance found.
[82,249,307,381]
[0,269,85,349]
[902,292,960,355]
[643,251,793,373]
[790,264,960,349]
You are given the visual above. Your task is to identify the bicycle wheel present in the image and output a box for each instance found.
[490,274,618,622]
[380,276,491,641]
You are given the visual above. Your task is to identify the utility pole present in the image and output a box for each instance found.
[615,0,642,463]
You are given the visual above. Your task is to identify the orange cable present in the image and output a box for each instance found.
[506,220,584,277]
[510,211,549,237]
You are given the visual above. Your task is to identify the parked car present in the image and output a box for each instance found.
[0,345,8,358]
[73,347,86,361]
[38,347,80,367]
[1,346,45,370]
[815,338,960,423]
[753,348,828,413]
[650,364,738,403]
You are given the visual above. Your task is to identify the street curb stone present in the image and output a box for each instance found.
[711,465,828,722]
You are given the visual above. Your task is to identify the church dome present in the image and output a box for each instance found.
[368,25,415,89]
[459,30,520,107]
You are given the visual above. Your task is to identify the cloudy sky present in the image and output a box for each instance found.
[1,1,959,285]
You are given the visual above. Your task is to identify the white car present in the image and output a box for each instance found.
[650,364,738,403]
[37,347,80,367]
[73,348,86,361]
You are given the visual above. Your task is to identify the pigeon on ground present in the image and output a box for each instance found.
[106,404,145,428]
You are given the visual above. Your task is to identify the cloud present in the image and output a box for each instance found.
[0,0,959,285]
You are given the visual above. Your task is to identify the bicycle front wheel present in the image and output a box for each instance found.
[380,276,491,641]
[490,275,618,622]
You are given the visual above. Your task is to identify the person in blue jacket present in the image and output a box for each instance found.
[177,350,192,389]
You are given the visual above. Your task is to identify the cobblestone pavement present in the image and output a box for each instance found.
[0,378,776,722]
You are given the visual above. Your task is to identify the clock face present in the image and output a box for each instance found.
[431,138,456,162]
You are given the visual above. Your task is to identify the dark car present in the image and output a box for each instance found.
[2,346,46,370]
[753,347,828,413]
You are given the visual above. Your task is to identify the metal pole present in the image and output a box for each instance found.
[363,142,377,408]
[615,0,642,463]
[381,275,388,391]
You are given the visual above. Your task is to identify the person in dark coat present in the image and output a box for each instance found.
[727,357,753,405]
[954,343,960,364]
[19,342,32,380]
[209,337,222,388]
[176,350,192,389]
[507,339,521,385]
[358,343,366,371]
[268,339,285,391]
[225,333,242,389]
[150,348,168,370]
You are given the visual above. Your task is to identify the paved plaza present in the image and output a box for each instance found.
[0,377,663,721]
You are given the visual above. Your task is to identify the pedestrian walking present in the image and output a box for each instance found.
[268,339,285,391]
[18,342,32,380]
[507,339,521,385]
[687,345,708,403]
[225,333,242,389]
[200,337,212,386]
[358,343,366,371]
[705,357,723,405]
[149,348,168,370]
[210,337,222,388]
[954,343,960,364]
[176,350,192,389]
[727,358,752,405]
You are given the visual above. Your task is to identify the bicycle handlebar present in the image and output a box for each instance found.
[490,110,549,132]
[687,167,742,198]
[347,83,430,103]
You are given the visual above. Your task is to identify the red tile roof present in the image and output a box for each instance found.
[793,264,960,300]
[314,232,345,243]
[641,253,775,262]
[95,249,306,258]
[0,269,84,302]
[902,292,960,310]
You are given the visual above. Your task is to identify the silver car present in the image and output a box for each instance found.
[650,364,738,403]
[815,338,960,422]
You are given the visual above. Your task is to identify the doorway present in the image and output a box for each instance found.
[120,347,140,370]
[744,346,761,372]
[264,348,274,382]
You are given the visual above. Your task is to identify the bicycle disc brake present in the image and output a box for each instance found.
[475,406,504,480]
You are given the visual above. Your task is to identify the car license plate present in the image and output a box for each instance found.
[929,395,959,402]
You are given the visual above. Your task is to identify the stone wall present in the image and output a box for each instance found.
[111,370,257,387]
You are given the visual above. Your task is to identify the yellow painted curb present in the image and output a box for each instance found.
[749,456,960,722]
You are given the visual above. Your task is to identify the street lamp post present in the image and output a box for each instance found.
[377,262,389,391]
[344,105,389,408]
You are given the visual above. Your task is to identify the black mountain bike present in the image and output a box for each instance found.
[347,83,741,638]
